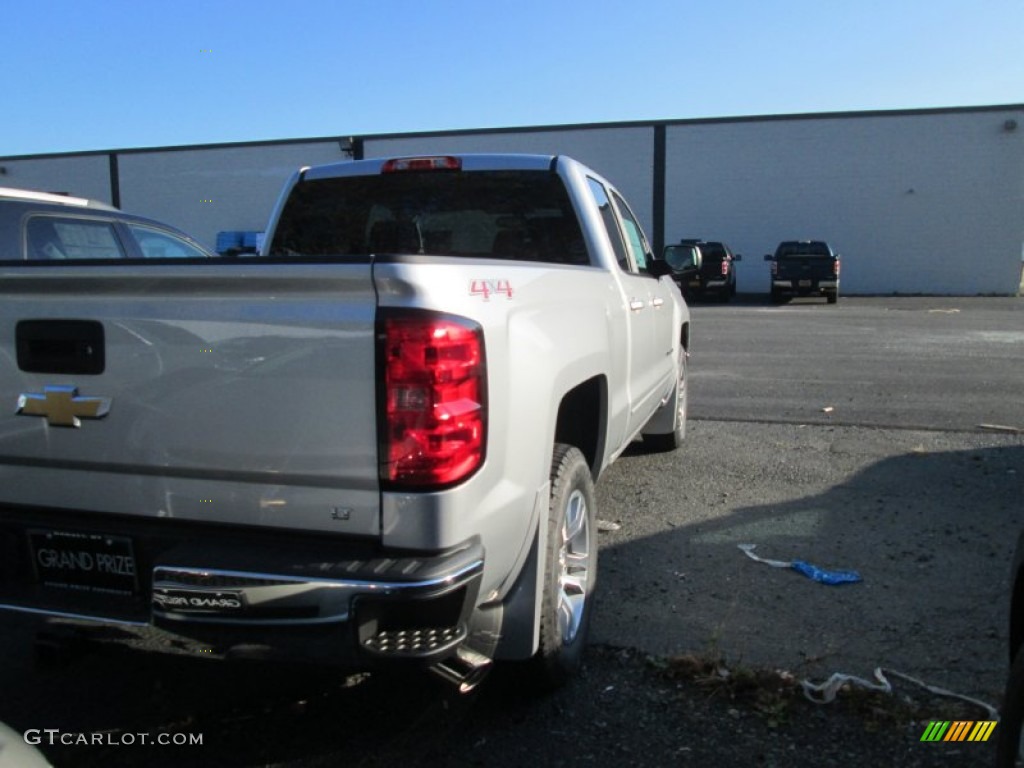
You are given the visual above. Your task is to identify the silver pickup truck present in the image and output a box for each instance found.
[0,154,690,691]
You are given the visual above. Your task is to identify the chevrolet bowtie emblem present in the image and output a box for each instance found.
[16,385,112,428]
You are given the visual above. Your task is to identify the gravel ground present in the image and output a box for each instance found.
[593,421,1023,706]
[21,642,997,768]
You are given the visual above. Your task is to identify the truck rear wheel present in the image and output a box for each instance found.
[826,290,838,304]
[528,443,597,690]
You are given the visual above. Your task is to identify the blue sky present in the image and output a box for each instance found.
[4,0,1022,156]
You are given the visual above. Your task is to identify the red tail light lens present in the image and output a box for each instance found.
[379,311,486,487]
[721,259,729,276]
[834,259,841,277]
[770,260,778,277]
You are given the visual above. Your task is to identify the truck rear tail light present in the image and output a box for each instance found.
[770,260,778,277]
[720,260,729,276]
[378,311,486,488]
[381,157,462,173]
[834,259,841,277]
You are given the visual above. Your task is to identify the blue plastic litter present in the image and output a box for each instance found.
[790,559,862,585]
[738,544,862,586]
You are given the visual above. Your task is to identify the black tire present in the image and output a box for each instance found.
[997,649,1024,767]
[771,288,785,304]
[527,444,598,691]
[826,290,838,304]
[644,351,687,452]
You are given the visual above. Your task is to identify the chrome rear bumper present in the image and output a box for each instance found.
[151,560,483,626]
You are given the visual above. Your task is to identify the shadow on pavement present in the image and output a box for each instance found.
[595,438,1024,702]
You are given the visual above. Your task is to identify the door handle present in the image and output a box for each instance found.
[651,298,665,308]
[629,299,646,312]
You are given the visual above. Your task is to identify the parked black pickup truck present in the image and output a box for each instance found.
[765,240,840,304]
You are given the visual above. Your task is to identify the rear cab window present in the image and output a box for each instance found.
[270,169,590,266]
[777,241,832,257]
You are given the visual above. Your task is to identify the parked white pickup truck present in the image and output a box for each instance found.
[0,154,690,691]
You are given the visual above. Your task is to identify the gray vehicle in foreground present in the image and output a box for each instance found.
[0,154,689,692]
[765,239,840,303]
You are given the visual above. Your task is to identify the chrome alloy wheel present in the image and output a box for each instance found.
[676,352,688,430]
[557,488,592,645]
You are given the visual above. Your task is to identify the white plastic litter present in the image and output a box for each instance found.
[738,544,997,717]
[739,544,790,569]
[800,667,999,721]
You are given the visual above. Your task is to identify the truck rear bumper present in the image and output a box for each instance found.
[0,503,483,666]
[772,279,838,290]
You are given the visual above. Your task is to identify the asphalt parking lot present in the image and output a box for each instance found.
[596,296,1024,698]
[0,295,1021,767]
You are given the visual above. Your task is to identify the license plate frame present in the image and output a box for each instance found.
[799,279,812,288]
[29,529,138,597]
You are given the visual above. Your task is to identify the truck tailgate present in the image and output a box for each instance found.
[0,263,381,535]
[777,255,835,278]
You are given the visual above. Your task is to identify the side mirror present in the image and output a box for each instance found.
[763,254,773,261]
[733,254,743,261]
[663,244,702,273]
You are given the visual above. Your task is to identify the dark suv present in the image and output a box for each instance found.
[672,239,741,302]
[1,186,214,262]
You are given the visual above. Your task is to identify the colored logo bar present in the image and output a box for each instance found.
[920,721,997,742]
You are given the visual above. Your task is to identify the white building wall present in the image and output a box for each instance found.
[2,107,1020,293]
[116,141,350,249]
[665,109,1024,295]
[364,127,656,235]
[0,154,113,204]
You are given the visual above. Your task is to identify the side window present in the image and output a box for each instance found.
[26,217,127,260]
[127,224,210,258]
[586,177,631,272]
[611,191,652,273]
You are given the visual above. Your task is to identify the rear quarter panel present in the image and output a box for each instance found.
[374,257,629,600]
